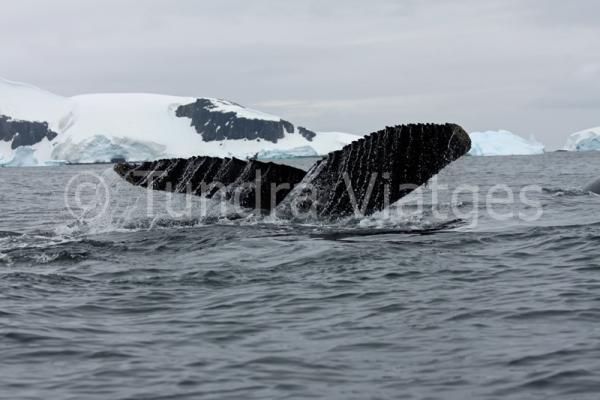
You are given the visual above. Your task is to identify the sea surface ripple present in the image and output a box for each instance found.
[1,152,600,399]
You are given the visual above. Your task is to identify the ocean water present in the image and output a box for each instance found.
[2,152,600,399]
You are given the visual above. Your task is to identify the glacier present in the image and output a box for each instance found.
[564,127,600,151]
[257,146,319,159]
[0,77,361,166]
[51,135,168,164]
[468,130,545,156]
[0,146,40,167]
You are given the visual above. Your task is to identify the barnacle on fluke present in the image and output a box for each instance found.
[114,123,471,219]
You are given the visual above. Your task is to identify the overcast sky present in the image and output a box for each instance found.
[1,0,598,149]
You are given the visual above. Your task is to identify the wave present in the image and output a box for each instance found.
[311,219,464,241]
[51,194,463,237]
[0,230,22,238]
[542,187,597,197]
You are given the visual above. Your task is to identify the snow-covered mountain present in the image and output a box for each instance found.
[564,127,600,152]
[468,130,545,156]
[0,77,360,166]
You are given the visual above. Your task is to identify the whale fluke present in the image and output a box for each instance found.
[114,156,306,211]
[114,123,471,219]
[276,123,471,219]
[584,177,600,194]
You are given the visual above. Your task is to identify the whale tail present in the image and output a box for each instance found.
[584,177,600,194]
[113,156,307,211]
[114,123,471,219]
[276,123,470,219]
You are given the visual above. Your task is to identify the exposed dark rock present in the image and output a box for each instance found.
[281,120,294,135]
[176,99,297,143]
[0,115,58,149]
[277,123,471,219]
[114,156,307,211]
[298,126,316,141]
[114,123,471,219]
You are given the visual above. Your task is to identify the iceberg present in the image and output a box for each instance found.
[564,127,600,151]
[468,130,545,156]
[0,146,39,167]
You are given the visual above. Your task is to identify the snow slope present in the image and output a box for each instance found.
[0,77,360,166]
[309,132,362,155]
[58,93,199,162]
[564,127,600,151]
[207,98,281,122]
[468,130,545,156]
[0,77,74,132]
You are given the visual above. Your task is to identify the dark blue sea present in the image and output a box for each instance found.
[2,152,600,399]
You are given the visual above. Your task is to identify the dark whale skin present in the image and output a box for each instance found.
[277,123,471,219]
[114,156,307,211]
[114,123,471,218]
[584,177,600,194]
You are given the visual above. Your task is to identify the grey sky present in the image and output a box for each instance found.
[1,0,598,149]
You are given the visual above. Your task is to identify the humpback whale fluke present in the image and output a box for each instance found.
[277,123,471,219]
[584,177,600,194]
[114,123,471,219]
[114,156,307,211]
